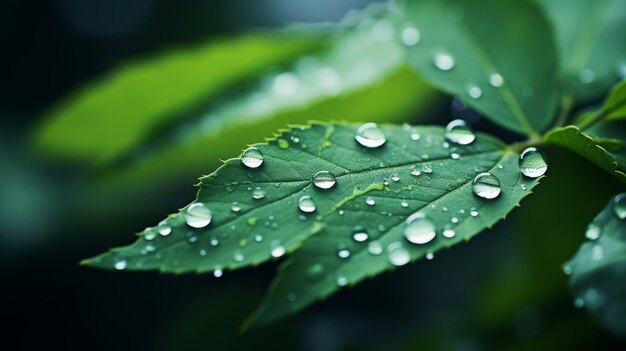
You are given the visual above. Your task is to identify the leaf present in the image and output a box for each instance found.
[400,0,559,136]
[32,33,325,165]
[565,193,626,338]
[604,80,626,121]
[536,0,626,102]
[545,125,626,182]
[82,122,540,326]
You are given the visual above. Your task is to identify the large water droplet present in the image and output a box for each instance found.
[489,73,504,87]
[252,187,266,200]
[585,224,601,240]
[445,119,476,145]
[519,147,547,178]
[352,227,369,242]
[614,193,626,219]
[387,242,410,266]
[355,123,386,148]
[404,212,436,244]
[434,53,455,71]
[298,195,316,213]
[241,147,264,168]
[401,26,420,46]
[313,171,336,189]
[185,203,212,228]
[472,173,501,199]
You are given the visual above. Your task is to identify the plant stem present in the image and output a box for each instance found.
[576,109,607,130]
[554,95,574,128]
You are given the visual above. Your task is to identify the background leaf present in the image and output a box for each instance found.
[545,125,626,182]
[400,0,559,136]
[565,192,626,338]
[536,0,626,103]
[604,80,626,121]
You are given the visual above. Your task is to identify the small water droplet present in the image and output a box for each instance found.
[337,245,351,259]
[114,258,127,270]
[241,147,264,168]
[470,209,479,217]
[451,217,459,224]
[143,227,156,241]
[338,209,345,215]
[410,132,421,141]
[519,147,548,178]
[391,173,400,182]
[401,200,409,208]
[336,275,349,286]
[298,195,316,213]
[472,173,501,199]
[401,26,420,46]
[451,152,460,160]
[252,187,266,200]
[467,85,482,99]
[387,242,411,266]
[562,265,573,275]
[411,169,421,176]
[231,202,242,213]
[434,52,455,71]
[185,203,212,228]
[355,123,386,148]
[277,138,289,149]
[157,220,171,236]
[210,237,219,247]
[579,69,595,84]
[366,197,376,206]
[199,248,207,256]
[233,250,245,262]
[489,73,504,87]
[426,253,434,260]
[404,212,436,244]
[313,170,336,189]
[368,241,383,255]
[585,224,601,240]
[423,164,433,174]
[270,240,286,258]
[213,269,223,278]
[442,228,456,238]
[613,193,626,219]
[445,119,476,145]
[352,226,369,242]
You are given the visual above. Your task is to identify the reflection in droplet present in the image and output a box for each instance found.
[185,203,212,228]
[355,123,386,148]
[472,173,501,199]
[313,171,336,189]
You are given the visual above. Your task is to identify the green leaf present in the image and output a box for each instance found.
[32,33,325,165]
[545,125,626,182]
[400,0,559,136]
[84,122,541,326]
[565,193,626,338]
[604,80,626,121]
[536,0,626,102]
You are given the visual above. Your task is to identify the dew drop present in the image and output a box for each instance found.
[337,245,351,259]
[519,147,548,178]
[185,203,212,228]
[298,195,316,213]
[277,138,289,149]
[366,197,376,206]
[411,169,421,176]
[445,119,476,145]
[143,228,156,241]
[270,240,286,258]
[451,217,459,224]
[404,212,436,244]
[401,26,420,46]
[114,258,127,270]
[426,253,434,260]
[313,170,336,189]
[467,85,482,99]
[451,152,460,160]
[470,210,479,217]
[579,69,595,84]
[213,269,223,278]
[241,147,264,168]
[442,228,456,238]
[199,248,207,256]
[157,220,171,236]
[489,73,504,87]
[613,193,626,219]
[352,226,369,242]
[434,52,455,71]
[423,164,433,174]
[391,173,400,182]
[210,237,219,247]
[387,242,411,266]
[410,132,421,141]
[401,200,409,208]
[252,187,266,200]
[336,275,349,286]
[574,298,584,308]
[231,202,242,213]
[472,173,501,199]
[585,224,601,240]
[233,250,245,262]
[563,265,573,275]
[368,241,383,255]
[355,123,386,148]
[254,234,263,242]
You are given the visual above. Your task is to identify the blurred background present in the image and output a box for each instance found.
[1,0,624,350]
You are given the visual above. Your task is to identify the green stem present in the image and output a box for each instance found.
[554,95,575,128]
[576,109,608,130]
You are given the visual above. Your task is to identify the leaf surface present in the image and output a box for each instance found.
[401,0,559,135]
[537,0,626,102]
[565,193,626,338]
[545,125,626,182]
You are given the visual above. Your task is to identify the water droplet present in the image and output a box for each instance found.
[338,209,345,215]
[411,169,421,176]
[352,227,369,242]
[185,203,212,228]
[472,173,501,199]
[410,132,421,141]
[337,275,349,286]
[199,248,207,256]
[391,173,400,182]
[585,224,601,240]
[270,240,286,258]
[233,250,245,262]
[210,237,219,247]
[277,138,289,149]
[467,85,482,99]
[445,119,476,145]
[451,152,460,160]
[254,234,263,242]
[613,193,626,219]
[298,195,316,213]
[231,202,242,213]
[366,197,376,206]
[426,253,434,260]
[401,26,420,46]
[519,147,548,178]
[470,210,479,217]
[434,52,455,71]
[451,217,459,224]
[404,212,436,244]
[312,170,336,189]
[114,258,127,270]
[563,265,573,275]
[579,69,595,84]
[241,147,264,168]
[157,220,171,236]
[489,73,504,87]
[368,241,383,255]
[337,245,351,259]
[387,242,411,266]
[423,164,433,174]
[143,228,156,241]
[213,269,223,278]
[355,123,386,148]
[442,228,456,238]
[252,187,266,200]
[401,200,409,208]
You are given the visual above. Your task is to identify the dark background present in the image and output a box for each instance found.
[1,1,624,350]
